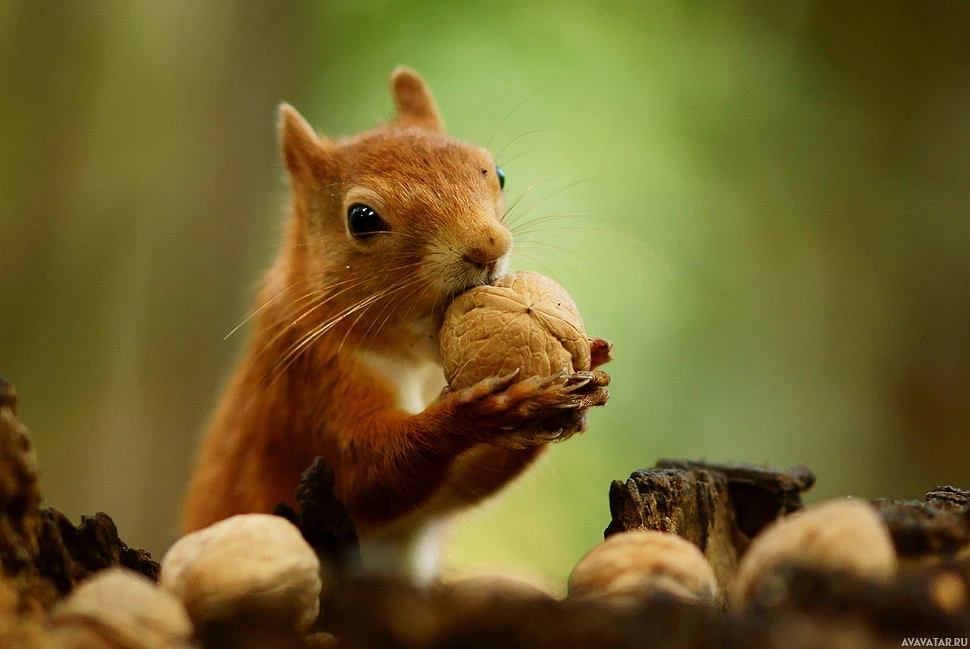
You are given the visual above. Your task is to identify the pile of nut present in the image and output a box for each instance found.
[2,270,969,648]
[571,498,900,609]
[42,514,327,648]
[15,487,967,649]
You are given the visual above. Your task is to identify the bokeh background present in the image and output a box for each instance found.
[2,1,968,585]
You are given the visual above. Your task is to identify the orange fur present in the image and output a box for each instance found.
[182,69,608,576]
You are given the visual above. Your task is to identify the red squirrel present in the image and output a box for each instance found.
[182,69,611,580]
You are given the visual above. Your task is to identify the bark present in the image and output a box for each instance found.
[0,376,158,616]
[604,459,816,595]
[1,379,968,648]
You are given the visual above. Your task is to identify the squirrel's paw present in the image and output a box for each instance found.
[476,370,609,418]
[443,370,610,448]
[489,409,590,450]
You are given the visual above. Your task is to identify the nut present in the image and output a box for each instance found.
[730,498,897,609]
[928,570,968,614]
[567,530,718,606]
[159,514,322,634]
[435,569,558,614]
[50,567,196,649]
[439,271,590,389]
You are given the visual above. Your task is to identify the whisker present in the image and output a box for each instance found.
[501,154,576,225]
[397,279,437,333]
[511,213,595,236]
[513,240,595,267]
[227,271,379,340]
[364,279,433,352]
[493,127,562,162]
[497,148,545,167]
[486,83,551,151]
[516,222,647,249]
[224,279,302,340]
[510,250,560,279]
[343,277,426,352]
[505,175,600,229]
[266,257,430,371]
[254,261,427,367]
[254,280,374,364]
[268,279,415,384]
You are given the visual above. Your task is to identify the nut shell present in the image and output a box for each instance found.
[51,567,196,649]
[159,514,322,633]
[440,271,590,389]
[730,498,897,609]
[568,530,718,605]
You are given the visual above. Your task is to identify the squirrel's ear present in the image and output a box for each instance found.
[279,103,329,182]
[390,68,444,133]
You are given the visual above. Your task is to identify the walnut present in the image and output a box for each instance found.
[50,568,196,649]
[434,570,558,614]
[440,271,591,389]
[159,514,322,637]
[567,530,719,606]
[730,498,897,609]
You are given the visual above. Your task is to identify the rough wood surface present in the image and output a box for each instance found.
[1,377,969,648]
[0,375,53,613]
[0,376,40,572]
[604,459,816,594]
[35,509,158,598]
[872,487,970,562]
[0,376,158,615]
[738,564,970,647]
[274,458,361,567]
[654,459,816,538]
[313,567,970,649]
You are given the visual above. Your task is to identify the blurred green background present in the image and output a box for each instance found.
[2,1,968,586]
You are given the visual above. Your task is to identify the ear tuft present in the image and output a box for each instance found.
[390,68,445,133]
[278,103,326,181]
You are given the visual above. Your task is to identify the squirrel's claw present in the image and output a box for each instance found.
[452,369,520,405]
[443,367,610,449]
[563,370,610,394]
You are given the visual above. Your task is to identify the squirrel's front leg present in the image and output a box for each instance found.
[330,371,519,528]
[330,369,609,529]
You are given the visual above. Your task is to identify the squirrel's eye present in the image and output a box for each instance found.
[347,203,389,239]
[495,165,505,190]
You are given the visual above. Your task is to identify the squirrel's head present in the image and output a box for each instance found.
[277,68,511,343]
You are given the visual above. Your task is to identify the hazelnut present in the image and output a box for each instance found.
[567,530,719,606]
[50,567,196,649]
[159,514,322,635]
[439,271,590,389]
[730,498,897,609]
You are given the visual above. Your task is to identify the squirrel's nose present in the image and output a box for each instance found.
[462,247,508,281]
[462,228,512,268]
[463,247,497,266]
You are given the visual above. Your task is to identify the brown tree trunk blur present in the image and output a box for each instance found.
[738,0,970,494]
[0,0,309,555]
[800,1,970,492]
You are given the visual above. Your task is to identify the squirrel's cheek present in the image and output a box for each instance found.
[418,249,475,297]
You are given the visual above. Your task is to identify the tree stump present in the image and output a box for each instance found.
[1,377,968,648]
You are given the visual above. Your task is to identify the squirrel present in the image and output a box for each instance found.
[182,68,612,581]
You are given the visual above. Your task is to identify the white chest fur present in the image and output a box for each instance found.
[356,349,445,414]
[353,349,449,583]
